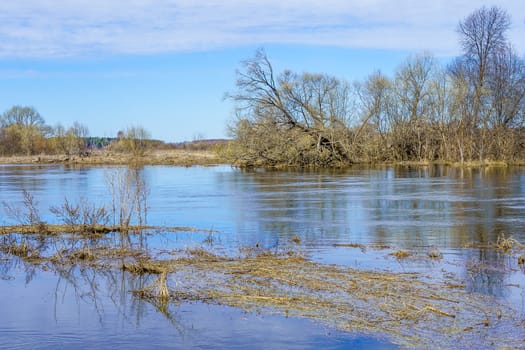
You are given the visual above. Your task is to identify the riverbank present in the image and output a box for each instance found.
[1,149,524,168]
[0,149,223,166]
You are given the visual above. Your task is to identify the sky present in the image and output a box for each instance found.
[0,1,524,142]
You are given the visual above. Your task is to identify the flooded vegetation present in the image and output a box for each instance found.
[1,164,525,349]
[224,7,525,168]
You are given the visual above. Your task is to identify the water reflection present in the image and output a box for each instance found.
[220,165,525,250]
[1,165,525,316]
[0,249,396,349]
[2,164,523,248]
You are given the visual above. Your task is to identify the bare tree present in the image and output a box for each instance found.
[65,122,89,156]
[224,7,523,166]
[228,49,354,166]
[123,126,150,157]
[487,45,525,128]
[456,6,511,161]
[0,106,49,155]
[1,106,45,128]
[354,71,392,161]
[391,54,436,160]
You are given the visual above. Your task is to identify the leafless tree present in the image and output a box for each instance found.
[456,6,512,161]
[1,106,46,128]
[228,49,355,166]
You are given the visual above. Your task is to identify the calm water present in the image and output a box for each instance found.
[1,164,524,349]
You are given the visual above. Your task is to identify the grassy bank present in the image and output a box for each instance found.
[0,149,223,166]
[2,148,524,169]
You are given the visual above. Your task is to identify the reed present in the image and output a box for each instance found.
[494,233,524,252]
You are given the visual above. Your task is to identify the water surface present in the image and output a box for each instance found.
[1,164,524,348]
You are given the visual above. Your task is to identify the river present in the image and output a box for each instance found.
[1,164,524,349]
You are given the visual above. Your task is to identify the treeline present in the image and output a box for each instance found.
[0,106,88,156]
[0,105,155,157]
[224,6,525,167]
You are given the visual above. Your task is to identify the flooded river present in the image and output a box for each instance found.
[1,164,524,349]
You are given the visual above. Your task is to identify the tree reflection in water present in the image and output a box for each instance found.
[0,229,192,338]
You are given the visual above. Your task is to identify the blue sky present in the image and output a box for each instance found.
[1,1,524,142]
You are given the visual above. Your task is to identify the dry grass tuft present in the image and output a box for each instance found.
[390,249,412,259]
[5,241,32,258]
[185,248,228,262]
[69,248,96,261]
[156,272,170,300]
[122,258,166,275]
[427,247,442,259]
[494,233,524,253]
[131,249,522,349]
[291,235,301,244]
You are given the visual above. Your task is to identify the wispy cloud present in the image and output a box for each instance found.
[0,0,523,58]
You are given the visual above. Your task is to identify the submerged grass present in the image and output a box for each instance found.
[132,250,524,349]
[1,225,525,349]
[463,233,525,253]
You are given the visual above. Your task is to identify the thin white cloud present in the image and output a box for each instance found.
[0,0,523,58]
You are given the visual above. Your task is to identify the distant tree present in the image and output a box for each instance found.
[1,105,45,128]
[65,122,89,156]
[455,6,512,161]
[0,106,49,155]
[354,71,392,161]
[487,44,525,128]
[390,54,438,161]
[123,126,150,157]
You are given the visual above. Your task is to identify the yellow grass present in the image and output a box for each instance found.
[494,233,525,252]
[1,226,524,349]
[0,149,223,166]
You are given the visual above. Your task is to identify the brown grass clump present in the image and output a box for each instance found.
[69,248,97,261]
[122,258,166,275]
[427,247,442,259]
[291,235,301,244]
[5,241,32,258]
[390,249,412,259]
[494,233,524,253]
[518,254,525,265]
[185,248,229,262]
[156,272,170,300]
[132,249,522,349]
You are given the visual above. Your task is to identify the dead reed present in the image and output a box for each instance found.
[131,249,522,349]
[494,233,524,252]
[1,223,524,349]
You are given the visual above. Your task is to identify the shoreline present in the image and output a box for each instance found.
[1,150,524,168]
[0,149,224,166]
